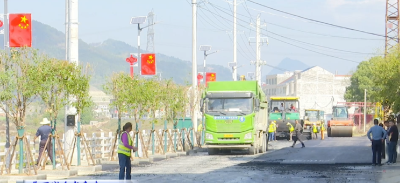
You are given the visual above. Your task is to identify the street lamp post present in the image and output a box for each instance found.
[130,16,147,76]
[364,89,367,133]
[130,16,157,76]
[199,45,218,85]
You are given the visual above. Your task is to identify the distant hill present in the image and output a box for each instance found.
[0,20,232,87]
[267,58,310,75]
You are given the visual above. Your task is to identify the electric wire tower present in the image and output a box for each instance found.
[146,10,161,80]
[385,0,400,55]
[147,10,155,53]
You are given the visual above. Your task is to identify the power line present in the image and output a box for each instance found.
[206,3,380,55]
[266,22,383,41]
[226,32,254,61]
[198,5,362,63]
[247,0,389,39]
[211,2,385,41]
[197,8,226,31]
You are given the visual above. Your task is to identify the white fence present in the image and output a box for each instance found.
[0,128,196,168]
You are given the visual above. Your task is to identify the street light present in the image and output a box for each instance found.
[199,45,218,85]
[130,16,158,76]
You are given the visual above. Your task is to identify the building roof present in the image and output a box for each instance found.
[335,75,351,77]
[273,66,352,85]
[279,75,295,85]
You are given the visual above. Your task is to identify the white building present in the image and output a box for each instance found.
[264,66,351,118]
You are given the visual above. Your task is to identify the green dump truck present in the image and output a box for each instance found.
[268,97,300,140]
[200,81,269,155]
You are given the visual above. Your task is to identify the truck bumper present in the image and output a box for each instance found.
[205,144,251,149]
[275,131,289,138]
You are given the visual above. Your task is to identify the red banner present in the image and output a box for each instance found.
[141,53,156,75]
[206,72,216,86]
[9,13,32,47]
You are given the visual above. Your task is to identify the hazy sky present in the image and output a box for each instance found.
[0,0,385,76]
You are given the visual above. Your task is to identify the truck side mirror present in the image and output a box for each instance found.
[255,99,260,111]
[200,99,204,112]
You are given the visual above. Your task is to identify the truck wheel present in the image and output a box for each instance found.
[208,148,219,155]
[249,146,256,155]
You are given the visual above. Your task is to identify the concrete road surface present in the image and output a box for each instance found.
[65,137,400,183]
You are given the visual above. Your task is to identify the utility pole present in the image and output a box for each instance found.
[249,14,267,86]
[233,0,237,81]
[192,0,198,133]
[64,0,79,165]
[385,0,400,56]
[364,89,367,133]
[3,0,10,171]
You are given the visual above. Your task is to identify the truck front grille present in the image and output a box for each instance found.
[218,138,240,141]
[216,123,242,133]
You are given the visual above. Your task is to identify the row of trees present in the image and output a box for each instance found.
[103,72,199,132]
[344,47,400,118]
[0,48,91,131]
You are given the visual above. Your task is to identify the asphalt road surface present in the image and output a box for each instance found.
[67,137,400,183]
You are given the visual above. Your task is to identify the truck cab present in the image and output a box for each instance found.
[201,81,268,155]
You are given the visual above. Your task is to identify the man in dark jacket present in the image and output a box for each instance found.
[34,118,53,165]
[291,120,305,148]
[386,120,398,164]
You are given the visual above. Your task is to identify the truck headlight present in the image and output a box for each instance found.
[206,133,213,140]
[244,132,252,139]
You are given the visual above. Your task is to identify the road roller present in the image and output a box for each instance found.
[327,106,353,137]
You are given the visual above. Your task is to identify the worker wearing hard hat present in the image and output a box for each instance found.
[240,75,246,81]
[287,122,294,141]
[312,123,318,140]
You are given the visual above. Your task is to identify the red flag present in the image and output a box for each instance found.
[206,72,216,86]
[141,53,156,75]
[9,14,32,47]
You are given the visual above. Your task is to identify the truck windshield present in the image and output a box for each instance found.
[207,98,253,114]
[305,111,318,119]
[270,100,299,113]
[334,107,348,118]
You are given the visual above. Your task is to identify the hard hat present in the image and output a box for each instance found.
[286,122,290,125]
[313,123,316,125]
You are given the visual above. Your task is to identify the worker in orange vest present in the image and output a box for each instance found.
[320,122,326,140]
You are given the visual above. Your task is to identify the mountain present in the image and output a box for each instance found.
[267,58,310,75]
[0,20,232,87]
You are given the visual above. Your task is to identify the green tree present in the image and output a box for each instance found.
[35,57,77,129]
[70,64,93,124]
[0,48,42,128]
[344,57,382,102]
[0,48,43,173]
[103,72,131,133]
[372,47,400,113]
